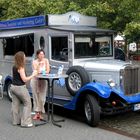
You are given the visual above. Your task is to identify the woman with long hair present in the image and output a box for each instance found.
[10,51,37,128]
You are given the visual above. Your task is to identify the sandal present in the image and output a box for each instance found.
[33,113,40,120]
[39,114,44,120]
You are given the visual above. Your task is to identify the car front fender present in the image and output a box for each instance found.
[64,82,112,110]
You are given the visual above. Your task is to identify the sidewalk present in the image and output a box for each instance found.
[0,95,137,140]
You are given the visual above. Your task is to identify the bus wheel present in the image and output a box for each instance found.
[84,94,100,127]
[6,81,12,101]
[66,66,90,96]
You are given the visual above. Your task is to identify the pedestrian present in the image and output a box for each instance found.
[30,49,50,120]
[10,51,37,128]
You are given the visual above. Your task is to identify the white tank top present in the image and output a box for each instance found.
[38,61,46,73]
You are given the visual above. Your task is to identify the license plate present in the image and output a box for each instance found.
[134,103,140,111]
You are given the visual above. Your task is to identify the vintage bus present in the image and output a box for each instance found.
[0,11,140,126]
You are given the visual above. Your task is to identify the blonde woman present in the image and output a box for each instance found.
[30,49,50,120]
[11,51,37,128]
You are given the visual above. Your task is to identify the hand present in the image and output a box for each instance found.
[32,70,38,77]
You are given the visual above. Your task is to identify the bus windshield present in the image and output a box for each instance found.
[74,34,113,58]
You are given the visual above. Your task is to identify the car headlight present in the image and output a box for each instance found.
[107,79,116,87]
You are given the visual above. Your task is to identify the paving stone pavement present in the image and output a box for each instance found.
[0,95,137,140]
[100,111,140,138]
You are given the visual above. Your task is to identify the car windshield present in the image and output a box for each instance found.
[74,35,113,58]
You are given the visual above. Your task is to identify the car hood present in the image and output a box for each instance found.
[73,59,133,72]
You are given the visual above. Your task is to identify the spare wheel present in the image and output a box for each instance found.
[66,66,90,96]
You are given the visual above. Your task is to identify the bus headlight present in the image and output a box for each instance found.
[107,79,116,87]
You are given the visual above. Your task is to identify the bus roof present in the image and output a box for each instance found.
[49,26,115,33]
[0,11,115,38]
[0,15,47,30]
[0,11,97,30]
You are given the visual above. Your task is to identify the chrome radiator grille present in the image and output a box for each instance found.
[121,66,139,95]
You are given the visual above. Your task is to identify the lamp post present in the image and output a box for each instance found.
[114,34,125,48]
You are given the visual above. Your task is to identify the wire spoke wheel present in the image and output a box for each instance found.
[66,66,90,96]
[69,72,82,92]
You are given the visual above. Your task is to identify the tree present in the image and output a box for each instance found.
[0,0,47,20]
[124,22,140,44]
[0,0,139,43]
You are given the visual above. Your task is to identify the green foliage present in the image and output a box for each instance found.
[0,0,139,43]
[0,0,47,19]
[124,22,140,43]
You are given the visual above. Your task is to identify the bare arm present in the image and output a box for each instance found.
[18,67,37,83]
[32,60,38,71]
[45,59,50,74]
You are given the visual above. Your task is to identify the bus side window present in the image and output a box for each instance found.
[51,36,68,61]
[3,34,34,57]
